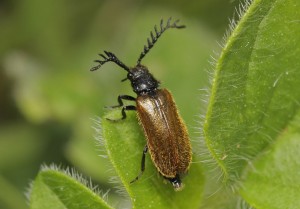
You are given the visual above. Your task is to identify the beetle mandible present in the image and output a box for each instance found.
[91,18,192,191]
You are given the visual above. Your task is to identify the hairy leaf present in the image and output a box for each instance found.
[30,168,112,209]
[204,0,300,184]
[241,111,300,209]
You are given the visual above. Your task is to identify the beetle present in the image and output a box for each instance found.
[91,18,192,191]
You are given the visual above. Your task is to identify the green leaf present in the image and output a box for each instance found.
[202,0,300,207]
[102,110,204,209]
[204,0,300,184]
[240,110,300,209]
[30,167,112,209]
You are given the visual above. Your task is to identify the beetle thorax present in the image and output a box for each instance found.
[128,65,159,95]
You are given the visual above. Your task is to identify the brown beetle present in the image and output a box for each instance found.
[91,18,192,190]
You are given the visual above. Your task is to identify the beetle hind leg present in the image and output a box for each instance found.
[130,145,148,184]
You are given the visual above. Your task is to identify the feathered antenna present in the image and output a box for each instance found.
[137,17,186,65]
[90,51,130,72]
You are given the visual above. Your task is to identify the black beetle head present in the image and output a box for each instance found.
[128,65,159,95]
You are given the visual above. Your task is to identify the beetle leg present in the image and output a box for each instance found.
[130,145,148,184]
[106,95,136,121]
[106,95,136,108]
[106,105,136,121]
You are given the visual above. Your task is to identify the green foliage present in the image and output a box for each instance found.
[2,0,299,208]
[1,1,213,208]
[203,0,300,208]
[26,6,212,209]
[241,111,300,209]
[30,167,112,209]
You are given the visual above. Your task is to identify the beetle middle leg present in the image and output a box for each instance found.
[106,95,136,121]
[130,145,148,184]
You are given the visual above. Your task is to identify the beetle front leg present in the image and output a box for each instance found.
[106,95,136,121]
[106,105,136,121]
[106,95,136,108]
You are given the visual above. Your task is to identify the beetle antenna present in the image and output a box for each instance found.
[90,51,130,72]
[136,17,186,65]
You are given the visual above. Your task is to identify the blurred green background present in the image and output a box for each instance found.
[0,0,241,208]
